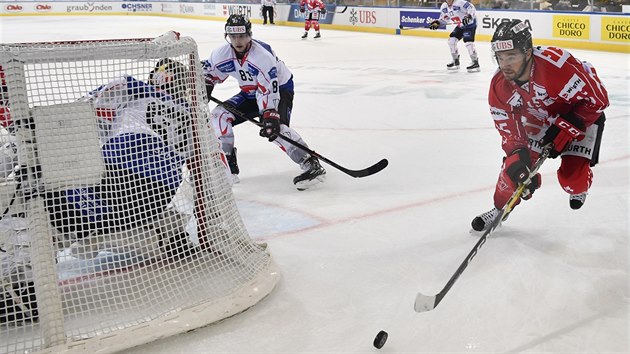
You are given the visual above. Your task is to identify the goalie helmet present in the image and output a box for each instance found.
[225,14,252,37]
[148,58,188,99]
[491,20,532,54]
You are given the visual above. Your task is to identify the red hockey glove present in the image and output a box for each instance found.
[259,109,281,141]
[540,113,585,158]
[428,20,440,30]
[461,14,472,26]
[505,148,532,184]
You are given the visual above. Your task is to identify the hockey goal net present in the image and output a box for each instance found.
[0,32,279,354]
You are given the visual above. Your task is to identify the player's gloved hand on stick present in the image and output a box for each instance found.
[521,173,541,200]
[428,20,440,30]
[462,15,472,26]
[540,113,585,158]
[320,7,326,14]
[260,109,281,141]
[505,148,532,184]
[299,6,305,13]
[505,148,541,200]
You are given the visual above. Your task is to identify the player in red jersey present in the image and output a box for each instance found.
[472,20,608,232]
[299,0,326,39]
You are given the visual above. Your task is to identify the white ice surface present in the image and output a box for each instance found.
[1,16,628,354]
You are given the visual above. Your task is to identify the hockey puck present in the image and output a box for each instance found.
[373,330,388,349]
[398,24,404,30]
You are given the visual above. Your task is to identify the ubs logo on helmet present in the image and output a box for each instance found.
[491,40,514,52]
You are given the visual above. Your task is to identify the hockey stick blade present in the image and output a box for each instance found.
[414,293,439,312]
[335,158,388,178]
[208,96,388,178]
[413,147,550,313]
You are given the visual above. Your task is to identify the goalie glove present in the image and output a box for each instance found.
[428,20,440,30]
[259,109,281,142]
[540,113,585,158]
[461,14,473,26]
[205,82,214,103]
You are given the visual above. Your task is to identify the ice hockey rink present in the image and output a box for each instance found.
[1,15,628,353]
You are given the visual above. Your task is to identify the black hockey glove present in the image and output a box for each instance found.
[521,173,541,200]
[462,14,472,26]
[428,20,440,30]
[299,6,305,13]
[259,109,281,142]
[205,82,214,103]
[504,148,532,184]
[540,113,585,158]
[320,7,326,14]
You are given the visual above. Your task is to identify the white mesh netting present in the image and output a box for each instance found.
[0,32,278,354]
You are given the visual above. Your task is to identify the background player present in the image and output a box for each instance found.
[299,0,326,39]
[202,15,326,190]
[428,0,479,72]
[260,0,276,25]
[471,20,608,232]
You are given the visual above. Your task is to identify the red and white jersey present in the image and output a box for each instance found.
[489,46,609,155]
[202,40,292,113]
[300,0,325,18]
[438,0,476,28]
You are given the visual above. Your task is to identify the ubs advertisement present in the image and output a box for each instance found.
[552,15,590,40]
[600,16,629,43]
[399,10,440,29]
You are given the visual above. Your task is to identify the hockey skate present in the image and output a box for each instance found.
[471,207,500,232]
[227,147,240,184]
[466,59,480,73]
[569,192,587,210]
[314,31,321,39]
[301,32,308,40]
[293,156,326,191]
[447,56,460,70]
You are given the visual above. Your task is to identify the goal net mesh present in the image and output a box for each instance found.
[0,32,278,354]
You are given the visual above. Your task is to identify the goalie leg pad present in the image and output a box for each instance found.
[1,248,38,324]
[82,209,194,262]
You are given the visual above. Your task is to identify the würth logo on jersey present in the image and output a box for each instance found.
[559,74,585,100]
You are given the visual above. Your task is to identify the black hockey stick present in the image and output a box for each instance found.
[208,95,388,178]
[334,6,348,14]
[398,25,425,30]
[414,146,551,313]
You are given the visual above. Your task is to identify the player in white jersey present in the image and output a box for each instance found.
[429,0,480,72]
[0,59,196,323]
[202,15,326,191]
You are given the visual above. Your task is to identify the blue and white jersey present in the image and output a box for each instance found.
[201,40,294,113]
[70,75,191,217]
[438,0,477,29]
